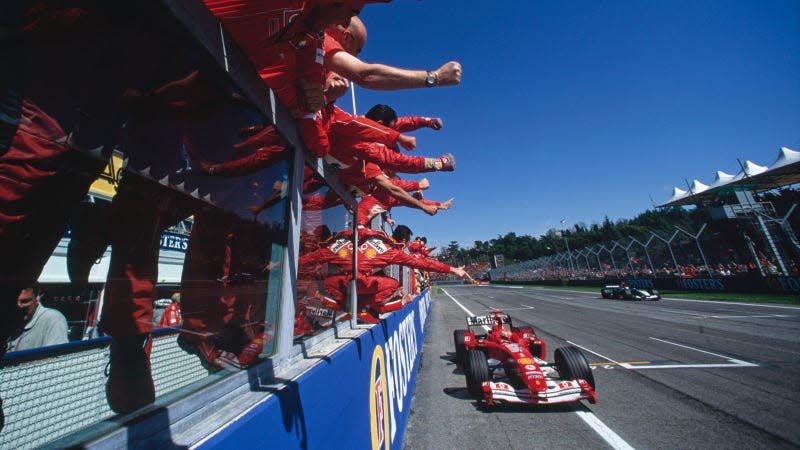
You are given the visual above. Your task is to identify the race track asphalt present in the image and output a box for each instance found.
[403,284,800,450]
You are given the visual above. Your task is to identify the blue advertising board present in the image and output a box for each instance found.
[199,290,433,449]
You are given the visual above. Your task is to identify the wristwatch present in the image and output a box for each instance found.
[425,71,437,87]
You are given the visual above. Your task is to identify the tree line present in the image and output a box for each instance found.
[438,207,697,267]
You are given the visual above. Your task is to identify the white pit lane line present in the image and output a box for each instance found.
[441,288,635,450]
[567,338,758,370]
[706,314,792,319]
[646,337,758,368]
[660,308,793,320]
[526,286,800,311]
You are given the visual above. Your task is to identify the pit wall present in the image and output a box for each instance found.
[199,289,433,450]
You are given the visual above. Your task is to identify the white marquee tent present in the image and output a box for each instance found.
[661,147,800,207]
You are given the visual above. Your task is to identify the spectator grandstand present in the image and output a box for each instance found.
[488,150,799,293]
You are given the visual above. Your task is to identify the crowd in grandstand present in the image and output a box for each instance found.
[429,261,491,282]
[491,258,798,282]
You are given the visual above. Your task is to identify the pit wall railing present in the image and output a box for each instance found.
[0,1,428,448]
[488,213,800,294]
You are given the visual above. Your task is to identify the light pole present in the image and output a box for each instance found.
[561,219,573,278]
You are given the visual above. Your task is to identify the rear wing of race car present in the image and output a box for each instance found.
[466,313,511,328]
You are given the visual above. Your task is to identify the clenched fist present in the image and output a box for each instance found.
[434,61,462,86]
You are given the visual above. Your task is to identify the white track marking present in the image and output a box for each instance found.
[513,286,800,310]
[648,337,758,367]
[660,309,792,320]
[443,288,475,316]
[662,297,800,310]
[651,336,748,359]
[706,314,792,319]
[486,305,535,312]
[632,363,756,369]
[442,288,635,450]
[567,341,635,369]
[442,289,492,331]
[570,339,758,370]
[574,408,636,450]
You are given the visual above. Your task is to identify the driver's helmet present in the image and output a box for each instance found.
[494,316,511,335]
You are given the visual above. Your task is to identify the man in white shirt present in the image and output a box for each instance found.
[7,286,69,352]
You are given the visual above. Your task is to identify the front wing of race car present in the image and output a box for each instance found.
[482,379,597,406]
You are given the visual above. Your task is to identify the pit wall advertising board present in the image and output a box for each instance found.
[199,289,433,450]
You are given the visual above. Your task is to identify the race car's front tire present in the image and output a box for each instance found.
[453,329,468,366]
[555,346,595,389]
[464,350,490,397]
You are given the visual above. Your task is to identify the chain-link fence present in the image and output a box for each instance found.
[0,331,210,450]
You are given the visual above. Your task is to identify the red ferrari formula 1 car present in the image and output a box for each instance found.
[453,310,597,406]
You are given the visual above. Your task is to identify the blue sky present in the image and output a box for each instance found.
[348,1,800,250]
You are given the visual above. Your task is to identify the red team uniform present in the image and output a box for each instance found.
[159,302,182,328]
[203,0,388,158]
[357,192,443,226]
[326,106,447,173]
[298,228,453,320]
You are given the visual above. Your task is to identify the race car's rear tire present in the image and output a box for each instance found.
[554,346,595,389]
[464,350,490,397]
[453,329,468,366]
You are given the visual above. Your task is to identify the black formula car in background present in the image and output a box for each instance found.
[600,285,660,301]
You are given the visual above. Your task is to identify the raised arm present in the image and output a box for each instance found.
[329,52,462,90]
[328,106,401,148]
[372,175,438,216]
[394,116,443,133]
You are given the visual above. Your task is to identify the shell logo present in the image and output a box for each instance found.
[365,248,377,258]
[338,248,350,257]
[369,347,391,450]
[518,357,534,365]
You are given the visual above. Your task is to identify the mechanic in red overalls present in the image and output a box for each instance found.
[323,93,455,174]
[406,236,436,293]
[357,191,452,227]
[203,0,393,158]
[158,293,182,328]
[407,236,436,258]
[298,225,471,322]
